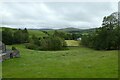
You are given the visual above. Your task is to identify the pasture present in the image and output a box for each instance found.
[65,40,80,47]
[2,43,118,78]
[28,30,46,37]
[28,30,55,37]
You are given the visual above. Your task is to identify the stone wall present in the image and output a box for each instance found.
[0,41,6,53]
[0,41,20,61]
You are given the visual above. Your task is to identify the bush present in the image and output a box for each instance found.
[12,46,17,50]
[25,43,39,50]
[26,35,67,51]
[40,36,66,51]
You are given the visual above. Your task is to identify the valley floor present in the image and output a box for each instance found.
[2,44,118,78]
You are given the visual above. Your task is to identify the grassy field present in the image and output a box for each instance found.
[28,30,46,37]
[28,30,57,37]
[0,28,2,32]
[2,43,118,78]
[0,62,1,78]
[65,40,80,47]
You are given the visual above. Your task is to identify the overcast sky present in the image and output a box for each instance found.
[0,1,118,29]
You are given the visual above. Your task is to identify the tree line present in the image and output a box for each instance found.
[81,12,120,50]
[2,28,29,45]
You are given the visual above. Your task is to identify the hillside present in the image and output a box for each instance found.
[59,27,96,33]
[59,27,82,32]
[28,30,46,37]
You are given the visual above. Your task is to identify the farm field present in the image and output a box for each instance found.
[28,30,55,37]
[28,30,46,37]
[2,43,118,78]
[65,40,80,47]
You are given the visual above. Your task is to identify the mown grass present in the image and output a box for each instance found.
[28,30,46,37]
[28,30,67,38]
[65,40,80,47]
[2,44,118,78]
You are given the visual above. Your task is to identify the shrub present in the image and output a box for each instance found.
[25,43,39,50]
[40,36,66,51]
[12,46,17,50]
[26,35,67,51]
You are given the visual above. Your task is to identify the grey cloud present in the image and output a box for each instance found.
[0,2,118,29]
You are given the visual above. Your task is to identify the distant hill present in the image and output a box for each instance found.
[27,27,96,34]
[58,27,96,33]
[59,27,82,32]
[28,28,53,31]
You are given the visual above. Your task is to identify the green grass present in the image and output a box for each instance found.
[0,63,1,78]
[65,40,80,47]
[2,44,118,78]
[0,28,2,32]
[28,29,68,38]
[28,30,46,37]
[28,30,57,38]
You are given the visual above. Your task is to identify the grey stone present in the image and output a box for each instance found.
[13,50,20,58]
[0,41,20,61]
